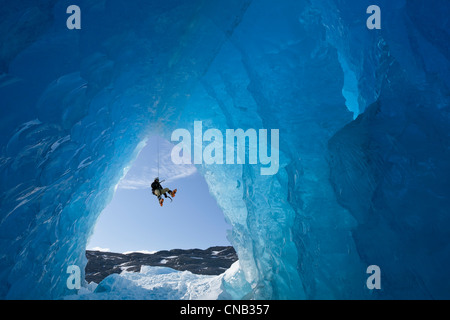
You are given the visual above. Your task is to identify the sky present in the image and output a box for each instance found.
[87,135,232,253]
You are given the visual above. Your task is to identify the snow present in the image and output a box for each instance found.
[212,249,226,256]
[89,247,111,252]
[123,250,157,255]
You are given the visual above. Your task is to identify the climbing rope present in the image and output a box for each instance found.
[157,134,160,178]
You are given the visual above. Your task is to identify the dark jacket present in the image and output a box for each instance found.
[151,181,162,191]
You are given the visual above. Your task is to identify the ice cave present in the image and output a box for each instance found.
[0,0,449,299]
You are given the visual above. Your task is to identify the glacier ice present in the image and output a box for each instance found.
[1,0,449,299]
[66,261,244,300]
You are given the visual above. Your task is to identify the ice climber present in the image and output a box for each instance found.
[151,177,177,207]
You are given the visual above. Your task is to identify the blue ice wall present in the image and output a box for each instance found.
[328,1,450,298]
[1,0,449,299]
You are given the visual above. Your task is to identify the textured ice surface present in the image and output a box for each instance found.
[1,0,449,299]
[66,261,245,300]
[68,264,221,300]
